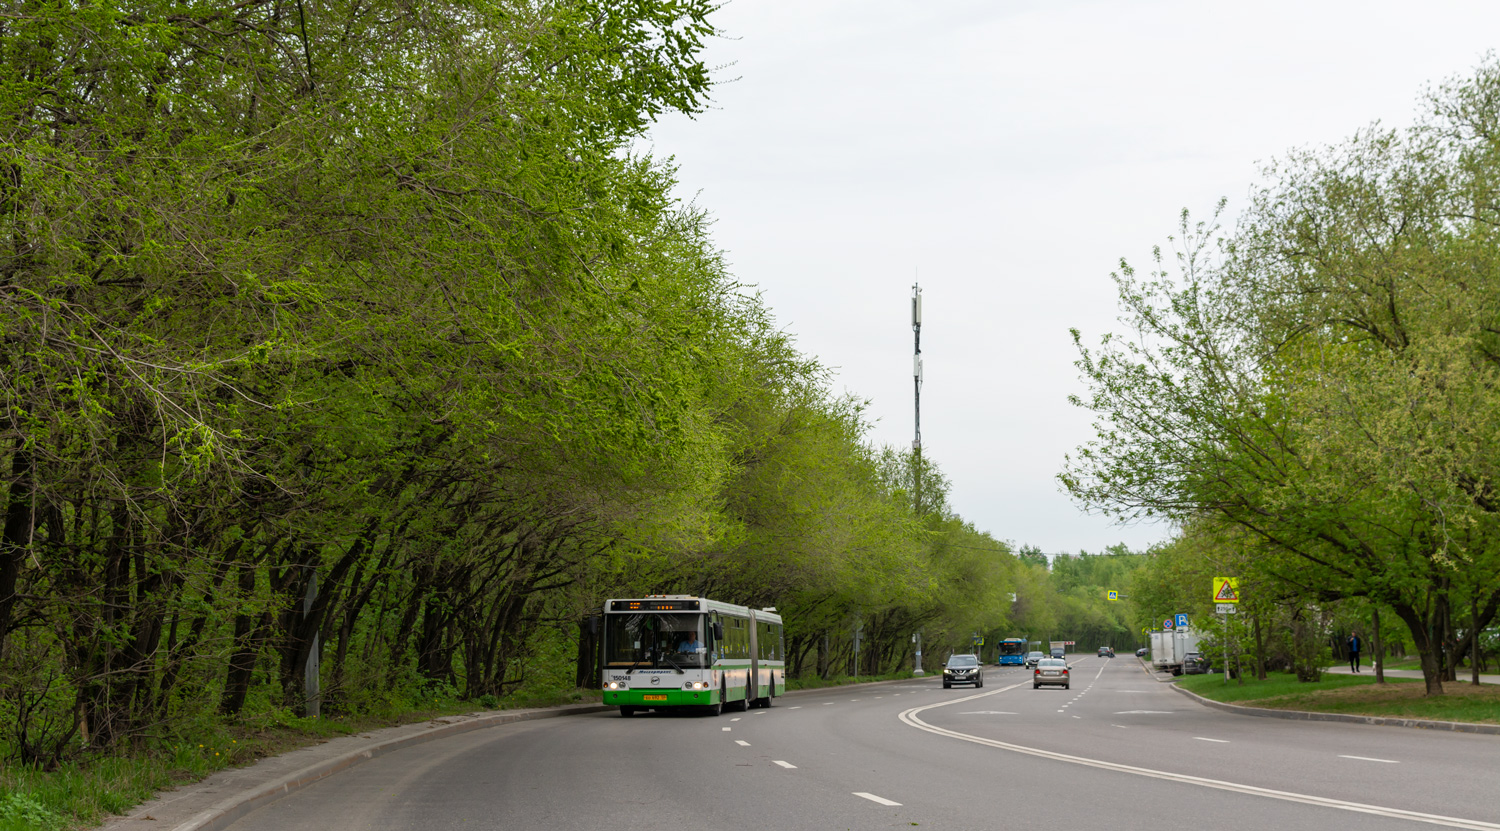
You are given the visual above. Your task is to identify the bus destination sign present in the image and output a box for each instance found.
[610,599,701,612]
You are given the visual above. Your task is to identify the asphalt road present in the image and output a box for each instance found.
[222,656,1500,831]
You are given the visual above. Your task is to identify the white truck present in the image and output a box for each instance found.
[1149,629,1201,675]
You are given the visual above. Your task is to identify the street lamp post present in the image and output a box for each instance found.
[912,283,923,515]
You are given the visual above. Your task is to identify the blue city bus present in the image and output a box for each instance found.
[997,637,1027,666]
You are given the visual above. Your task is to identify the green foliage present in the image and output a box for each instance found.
[1063,56,1500,695]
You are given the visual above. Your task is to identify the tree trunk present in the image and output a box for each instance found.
[0,442,35,658]
[1253,611,1266,680]
[1391,602,1445,695]
[1372,605,1384,684]
[220,563,259,715]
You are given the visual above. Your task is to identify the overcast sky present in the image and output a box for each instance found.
[642,1,1500,556]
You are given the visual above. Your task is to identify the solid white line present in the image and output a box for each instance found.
[853,792,902,806]
[1195,737,1230,743]
[897,687,1500,830]
[774,760,797,769]
[735,740,750,746]
[1340,755,1400,764]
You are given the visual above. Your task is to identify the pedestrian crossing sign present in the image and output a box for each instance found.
[1107,590,1118,601]
[1213,577,1239,603]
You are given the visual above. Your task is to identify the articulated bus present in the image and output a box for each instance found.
[997,637,1027,666]
[601,596,784,717]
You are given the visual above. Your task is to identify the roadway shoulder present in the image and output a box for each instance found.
[1170,683,1500,735]
[97,702,613,831]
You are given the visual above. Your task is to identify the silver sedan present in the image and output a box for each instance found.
[1032,657,1071,689]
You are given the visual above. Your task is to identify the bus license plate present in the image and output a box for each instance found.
[643,694,668,701]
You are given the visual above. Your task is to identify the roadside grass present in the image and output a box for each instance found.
[1179,672,1500,725]
[0,687,601,831]
[787,670,917,691]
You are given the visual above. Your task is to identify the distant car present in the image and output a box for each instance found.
[1136,647,1148,657]
[1024,651,1045,668]
[1183,652,1212,675]
[1033,657,1071,689]
[1098,646,1115,657]
[943,654,984,689]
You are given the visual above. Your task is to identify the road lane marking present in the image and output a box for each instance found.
[789,706,801,709]
[959,711,1017,715]
[853,792,902,806]
[735,740,750,746]
[774,760,797,769]
[823,702,833,705]
[898,686,1500,830]
[1341,755,1399,764]
[721,727,731,731]
[1115,710,1174,714]
[731,718,741,722]
[1195,737,1230,743]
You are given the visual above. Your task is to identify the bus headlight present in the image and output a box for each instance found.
[684,681,708,690]
[605,681,624,690]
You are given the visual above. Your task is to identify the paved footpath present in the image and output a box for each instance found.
[1324,665,1500,684]
[97,703,612,831]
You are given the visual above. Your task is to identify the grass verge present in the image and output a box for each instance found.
[786,670,917,691]
[0,688,602,831]
[1178,672,1500,725]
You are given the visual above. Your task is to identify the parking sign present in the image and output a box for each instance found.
[1175,613,1189,629]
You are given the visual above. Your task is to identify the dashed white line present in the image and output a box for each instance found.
[1340,755,1399,764]
[789,706,802,710]
[731,718,741,722]
[853,792,902,806]
[1195,737,1230,743]
[774,760,797,769]
[721,727,731,732]
[735,740,750,746]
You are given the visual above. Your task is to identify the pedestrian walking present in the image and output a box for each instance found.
[1348,631,1362,673]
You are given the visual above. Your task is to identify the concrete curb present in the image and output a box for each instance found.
[102,703,613,831]
[1170,683,1500,735]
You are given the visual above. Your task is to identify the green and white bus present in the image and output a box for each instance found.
[601,596,785,717]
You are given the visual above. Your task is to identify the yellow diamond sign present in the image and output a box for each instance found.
[1213,577,1239,603]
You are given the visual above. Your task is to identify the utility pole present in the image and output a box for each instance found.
[911,282,923,515]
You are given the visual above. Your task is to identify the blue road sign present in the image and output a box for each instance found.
[1175,613,1189,629]
[1162,618,1174,630]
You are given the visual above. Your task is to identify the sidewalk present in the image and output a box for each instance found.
[1324,665,1500,684]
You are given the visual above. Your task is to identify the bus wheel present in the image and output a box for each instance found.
[620,706,636,718]
[764,676,774,708]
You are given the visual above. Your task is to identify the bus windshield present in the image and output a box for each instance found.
[998,640,1026,657]
[604,613,710,670]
